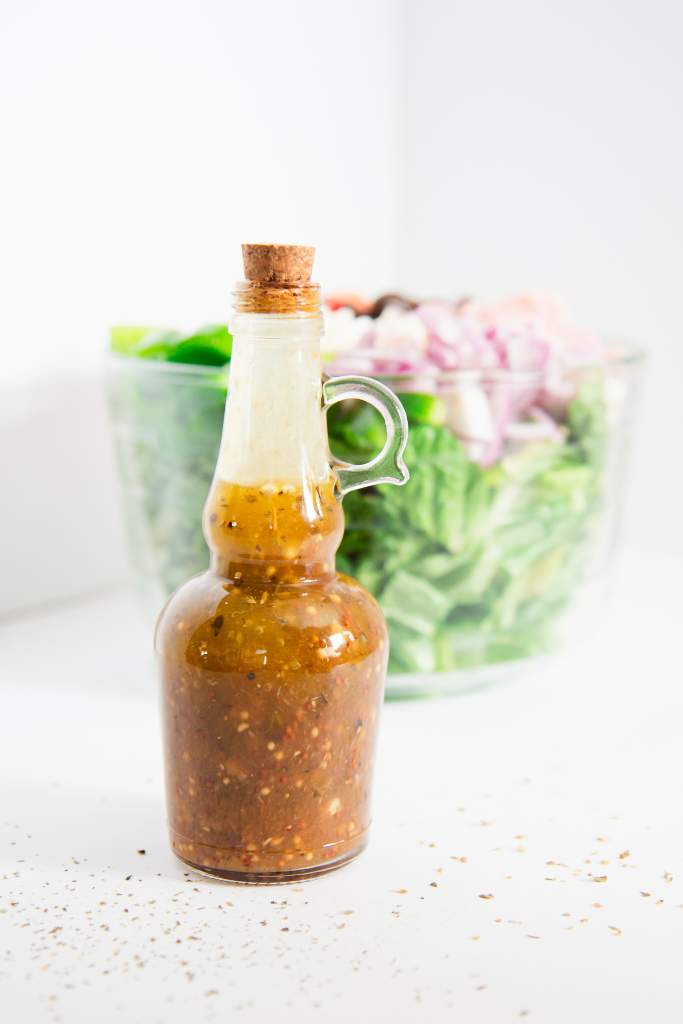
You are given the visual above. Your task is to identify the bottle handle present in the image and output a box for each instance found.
[322,375,410,497]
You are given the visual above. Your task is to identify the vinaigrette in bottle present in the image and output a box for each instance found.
[155,244,408,882]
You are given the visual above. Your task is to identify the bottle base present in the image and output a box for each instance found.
[171,835,368,884]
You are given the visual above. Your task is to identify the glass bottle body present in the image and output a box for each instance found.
[156,544,386,881]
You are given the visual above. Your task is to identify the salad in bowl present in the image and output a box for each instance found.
[107,291,641,696]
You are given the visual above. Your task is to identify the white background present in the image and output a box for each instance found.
[2,5,683,1022]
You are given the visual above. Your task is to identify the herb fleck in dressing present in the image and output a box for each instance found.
[155,245,408,882]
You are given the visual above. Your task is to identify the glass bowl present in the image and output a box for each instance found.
[106,343,643,697]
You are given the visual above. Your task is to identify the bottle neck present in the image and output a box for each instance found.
[203,312,344,584]
[216,313,328,487]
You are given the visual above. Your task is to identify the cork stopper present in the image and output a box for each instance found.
[242,244,315,286]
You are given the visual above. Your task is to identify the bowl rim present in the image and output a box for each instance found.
[106,337,645,385]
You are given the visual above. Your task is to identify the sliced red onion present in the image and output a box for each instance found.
[322,294,606,465]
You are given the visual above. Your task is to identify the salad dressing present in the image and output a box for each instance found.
[155,244,409,881]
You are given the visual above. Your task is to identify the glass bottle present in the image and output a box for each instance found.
[155,244,408,882]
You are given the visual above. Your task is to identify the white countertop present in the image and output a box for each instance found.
[2,549,682,1024]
